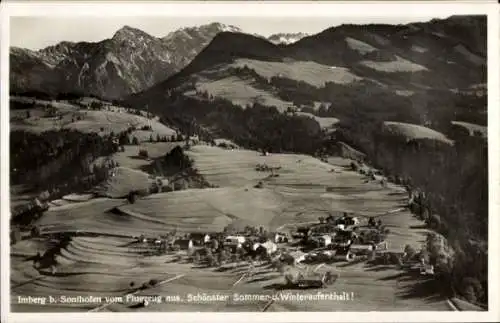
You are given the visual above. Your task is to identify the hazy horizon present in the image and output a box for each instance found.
[10,15,450,50]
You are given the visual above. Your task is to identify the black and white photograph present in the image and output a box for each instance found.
[1,1,498,322]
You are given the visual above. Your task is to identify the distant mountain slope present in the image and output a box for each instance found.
[10,22,243,99]
[126,15,486,132]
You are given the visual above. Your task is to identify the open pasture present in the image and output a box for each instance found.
[295,112,339,130]
[193,76,293,112]
[35,187,284,235]
[345,37,378,54]
[92,142,181,171]
[240,262,452,311]
[228,58,363,87]
[383,121,454,145]
[360,55,428,73]
[10,98,176,140]
[94,166,152,198]
[451,121,487,138]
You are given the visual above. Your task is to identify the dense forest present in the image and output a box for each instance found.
[155,94,325,155]
[225,66,487,131]
[334,117,488,305]
[10,129,119,223]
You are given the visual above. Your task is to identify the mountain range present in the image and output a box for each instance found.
[124,15,486,130]
[10,22,307,99]
[10,15,487,138]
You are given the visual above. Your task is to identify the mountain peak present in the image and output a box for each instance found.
[112,25,153,42]
[204,22,242,33]
[163,22,242,41]
[268,32,309,45]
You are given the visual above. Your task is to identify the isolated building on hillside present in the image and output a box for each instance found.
[309,235,332,247]
[259,241,278,255]
[289,250,307,264]
[172,238,193,250]
[225,235,246,247]
[189,233,212,245]
[334,248,356,262]
[274,232,288,243]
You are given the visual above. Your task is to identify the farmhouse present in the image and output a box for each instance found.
[273,232,289,243]
[225,235,246,247]
[309,234,332,248]
[172,238,194,250]
[349,244,375,255]
[288,250,307,264]
[334,248,356,262]
[189,233,212,245]
[252,240,278,255]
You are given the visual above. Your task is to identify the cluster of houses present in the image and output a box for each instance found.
[289,213,390,264]
[135,228,286,261]
[132,201,435,282]
[133,211,393,271]
[255,163,281,173]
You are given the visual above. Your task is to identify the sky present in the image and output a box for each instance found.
[10,15,450,50]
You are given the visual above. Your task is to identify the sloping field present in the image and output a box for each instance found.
[451,121,487,138]
[383,121,454,145]
[66,110,175,138]
[345,37,378,54]
[10,103,80,134]
[450,297,485,311]
[12,232,450,312]
[10,185,39,214]
[229,58,362,87]
[239,261,452,311]
[296,112,339,129]
[36,187,284,235]
[360,55,428,72]
[35,198,126,235]
[94,167,152,198]
[395,90,415,97]
[78,97,113,107]
[366,32,391,46]
[61,194,94,202]
[214,138,240,148]
[120,187,285,232]
[194,76,293,112]
[11,235,189,312]
[186,145,327,187]
[10,98,175,140]
[92,142,181,170]
[411,45,428,53]
[36,145,418,242]
[11,237,255,312]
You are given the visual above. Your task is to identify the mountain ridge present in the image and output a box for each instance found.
[10,22,245,99]
[126,15,485,105]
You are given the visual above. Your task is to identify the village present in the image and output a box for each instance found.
[10,130,444,310]
[114,165,436,308]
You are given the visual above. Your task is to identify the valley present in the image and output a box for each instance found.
[11,131,456,312]
[9,14,488,313]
